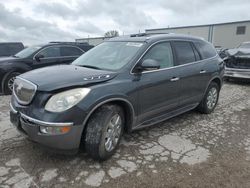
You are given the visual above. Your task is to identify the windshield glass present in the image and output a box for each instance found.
[239,43,250,49]
[15,46,42,58]
[72,41,144,71]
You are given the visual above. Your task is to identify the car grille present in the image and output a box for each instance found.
[226,58,250,69]
[13,77,37,105]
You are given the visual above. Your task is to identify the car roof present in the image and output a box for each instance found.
[108,33,205,43]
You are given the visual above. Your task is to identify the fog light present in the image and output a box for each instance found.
[40,126,71,135]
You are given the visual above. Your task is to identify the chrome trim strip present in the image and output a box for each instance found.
[225,67,250,72]
[9,102,18,114]
[13,77,38,105]
[32,45,85,61]
[130,39,218,74]
[20,113,73,127]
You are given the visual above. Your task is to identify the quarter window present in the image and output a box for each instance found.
[37,47,60,58]
[60,46,83,56]
[142,42,174,70]
[173,41,196,65]
[194,41,217,59]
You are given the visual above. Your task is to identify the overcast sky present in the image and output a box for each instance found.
[1,0,250,45]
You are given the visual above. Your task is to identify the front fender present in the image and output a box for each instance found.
[80,94,136,132]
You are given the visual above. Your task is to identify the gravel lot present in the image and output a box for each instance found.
[0,81,250,188]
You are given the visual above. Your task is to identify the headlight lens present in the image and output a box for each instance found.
[45,88,90,112]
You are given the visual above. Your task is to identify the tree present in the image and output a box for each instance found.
[104,30,119,38]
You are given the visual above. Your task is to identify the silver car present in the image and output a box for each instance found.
[224,42,250,79]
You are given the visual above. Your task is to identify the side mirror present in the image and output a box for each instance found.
[135,59,160,72]
[35,54,44,61]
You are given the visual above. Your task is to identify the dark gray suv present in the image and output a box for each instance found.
[10,34,224,160]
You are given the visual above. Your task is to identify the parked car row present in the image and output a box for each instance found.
[0,42,94,94]
[0,42,24,57]
[9,34,224,160]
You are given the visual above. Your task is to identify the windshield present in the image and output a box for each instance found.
[15,46,42,58]
[72,41,144,71]
[239,43,250,49]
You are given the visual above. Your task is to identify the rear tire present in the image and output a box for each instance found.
[197,82,219,114]
[84,104,125,161]
[3,72,20,95]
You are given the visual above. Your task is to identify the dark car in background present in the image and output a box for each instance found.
[223,42,250,80]
[0,42,93,94]
[10,34,224,160]
[0,42,24,57]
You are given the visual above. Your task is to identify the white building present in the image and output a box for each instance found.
[76,20,250,48]
[146,20,250,48]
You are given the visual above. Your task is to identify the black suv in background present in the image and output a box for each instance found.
[0,42,24,57]
[10,34,224,160]
[0,42,93,94]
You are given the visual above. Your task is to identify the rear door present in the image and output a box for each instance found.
[60,46,84,64]
[172,41,203,107]
[135,41,181,124]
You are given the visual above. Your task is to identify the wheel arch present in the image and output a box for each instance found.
[1,67,30,92]
[210,76,222,90]
[82,98,135,133]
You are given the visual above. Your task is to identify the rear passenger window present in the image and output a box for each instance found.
[173,41,196,65]
[60,46,83,57]
[142,42,174,70]
[194,41,217,59]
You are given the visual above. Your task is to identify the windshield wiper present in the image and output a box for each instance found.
[12,55,19,58]
[78,65,102,70]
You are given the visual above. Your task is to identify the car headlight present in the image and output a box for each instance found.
[45,88,91,112]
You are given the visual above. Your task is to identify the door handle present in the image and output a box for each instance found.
[170,77,180,82]
[200,70,206,74]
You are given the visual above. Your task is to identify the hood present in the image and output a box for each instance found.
[0,56,19,63]
[227,48,250,58]
[20,65,117,91]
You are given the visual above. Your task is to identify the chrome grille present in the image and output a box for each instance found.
[13,77,37,105]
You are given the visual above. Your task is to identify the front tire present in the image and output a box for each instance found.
[3,72,20,95]
[84,104,125,160]
[197,82,220,114]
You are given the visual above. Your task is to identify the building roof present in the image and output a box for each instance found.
[146,20,250,31]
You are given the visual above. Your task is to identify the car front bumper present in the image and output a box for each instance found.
[224,67,250,79]
[9,102,84,154]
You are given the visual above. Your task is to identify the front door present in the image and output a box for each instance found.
[32,46,61,69]
[134,42,181,124]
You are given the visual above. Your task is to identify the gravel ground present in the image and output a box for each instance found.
[0,81,250,188]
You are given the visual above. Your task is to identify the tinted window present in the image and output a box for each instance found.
[37,47,60,58]
[142,42,174,69]
[60,46,83,56]
[173,41,196,65]
[194,41,217,59]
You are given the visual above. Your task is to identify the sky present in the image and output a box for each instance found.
[0,0,250,45]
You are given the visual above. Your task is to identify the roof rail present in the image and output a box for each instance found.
[130,32,171,37]
[49,41,90,45]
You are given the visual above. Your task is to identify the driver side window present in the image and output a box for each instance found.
[142,42,174,70]
[37,47,60,58]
